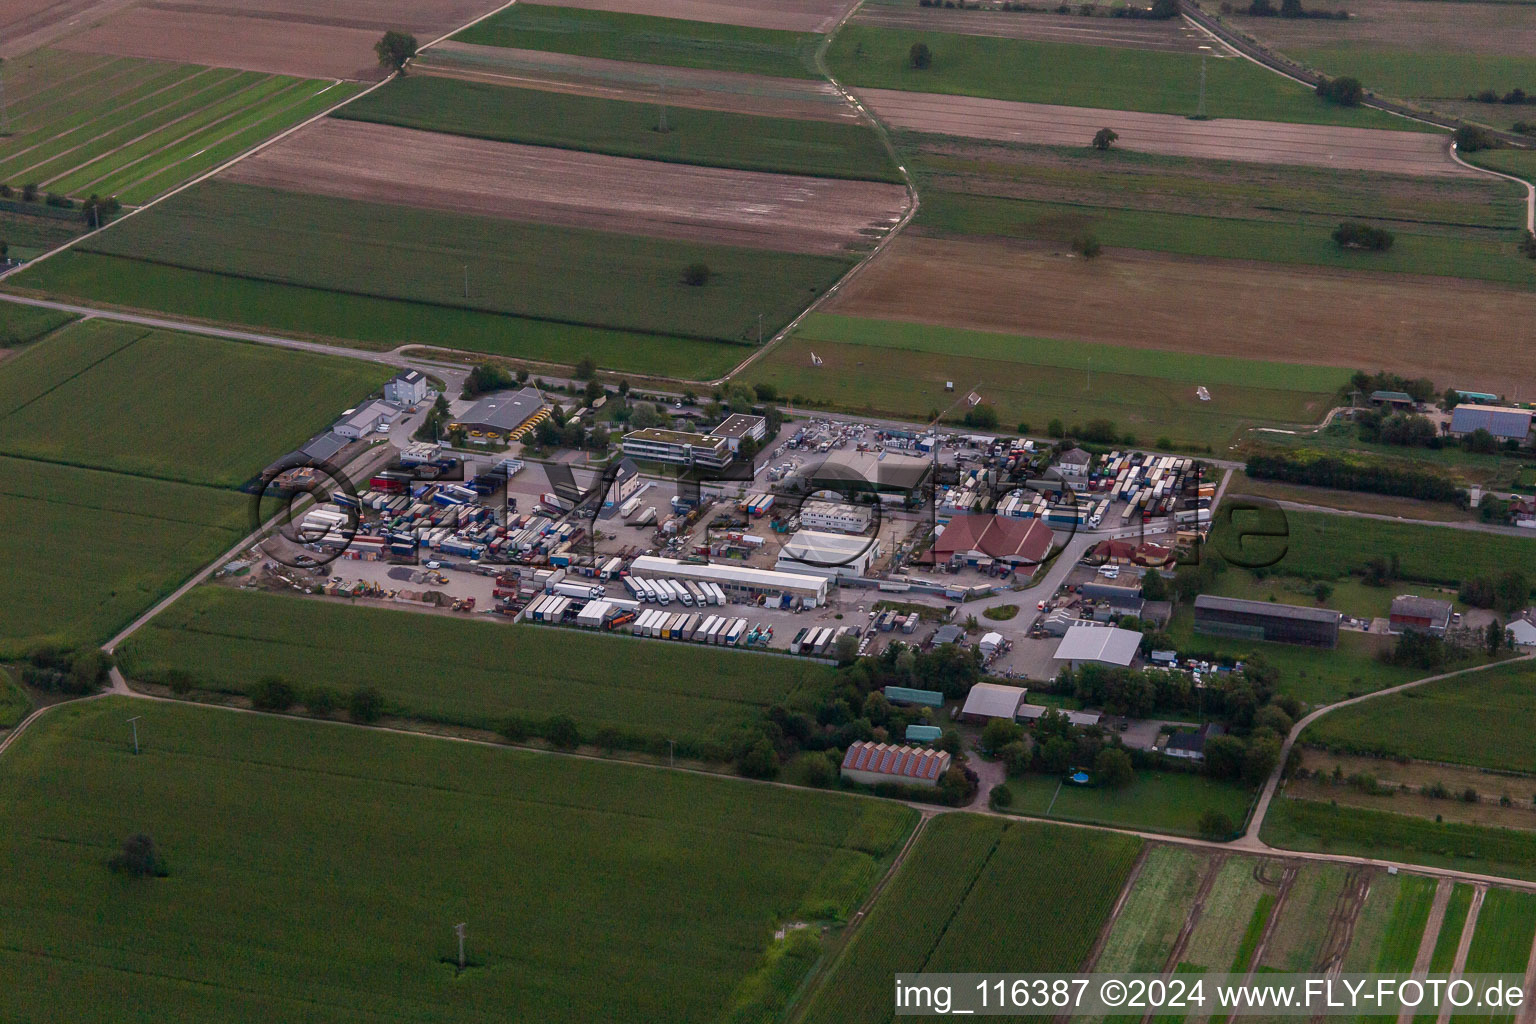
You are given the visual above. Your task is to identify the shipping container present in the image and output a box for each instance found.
[789,627,809,654]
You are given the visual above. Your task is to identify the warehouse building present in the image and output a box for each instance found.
[451,387,551,442]
[709,413,767,453]
[1193,594,1340,648]
[333,400,399,439]
[840,742,951,788]
[628,555,828,607]
[775,530,880,578]
[1389,594,1453,635]
[1448,404,1533,444]
[958,682,1028,723]
[933,514,1053,568]
[384,369,428,406]
[800,452,932,498]
[799,499,872,534]
[620,428,731,469]
[1054,624,1142,669]
[1016,704,1101,728]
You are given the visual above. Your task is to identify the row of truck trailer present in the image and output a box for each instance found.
[619,575,727,607]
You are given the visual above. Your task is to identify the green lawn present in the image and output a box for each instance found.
[799,814,1142,1024]
[118,587,838,756]
[750,313,1344,449]
[0,456,248,655]
[336,75,901,183]
[999,771,1255,838]
[0,319,387,487]
[0,697,916,1023]
[1203,570,1411,620]
[826,25,1414,127]
[914,191,1536,289]
[1301,661,1536,774]
[1262,799,1536,881]
[455,3,823,78]
[0,304,74,346]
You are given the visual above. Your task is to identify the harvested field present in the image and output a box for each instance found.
[0,0,132,57]
[861,89,1466,176]
[224,119,908,254]
[854,3,1212,50]
[1218,0,1536,59]
[419,40,857,121]
[525,0,857,33]
[825,234,1536,393]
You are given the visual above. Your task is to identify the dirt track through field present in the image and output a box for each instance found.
[853,5,1212,50]
[420,41,858,122]
[856,89,1470,176]
[826,234,1536,393]
[519,0,858,33]
[51,0,497,79]
[223,119,909,254]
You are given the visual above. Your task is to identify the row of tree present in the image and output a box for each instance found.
[1245,452,1467,504]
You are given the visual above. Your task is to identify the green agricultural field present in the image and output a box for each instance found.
[0,304,73,346]
[0,319,386,487]
[1292,48,1536,114]
[455,3,823,79]
[1471,149,1536,182]
[1202,569,1424,621]
[0,667,28,729]
[799,815,1142,1024]
[1262,799,1536,881]
[1182,856,1275,970]
[118,587,838,755]
[0,49,361,203]
[337,75,901,183]
[1212,508,1536,588]
[0,697,916,1023]
[1301,661,1536,774]
[999,771,1255,838]
[1343,872,1434,979]
[751,314,1345,448]
[1259,863,1348,971]
[0,203,86,260]
[1455,888,1536,1024]
[1092,845,1212,972]
[0,456,248,655]
[913,192,1535,289]
[826,25,1411,127]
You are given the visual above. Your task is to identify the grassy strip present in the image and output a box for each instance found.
[455,3,824,79]
[0,697,915,1023]
[1262,800,1536,882]
[117,587,839,754]
[0,667,27,729]
[8,251,748,377]
[336,75,901,183]
[1302,661,1536,775]
[0,305,75,346]
[69,181,855,345]
[826,25,1413,127]
[915,191,1535,288]
[1231,892,1276,973]
[1453,888,1536,1024]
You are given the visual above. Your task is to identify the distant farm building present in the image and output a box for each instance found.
[1448,404,1533,444]
[1054,624,1141,669]
[958,682,1028,723]
[840,742,951,788]
[1193,594,1340,648]
[1389,595,1453,635]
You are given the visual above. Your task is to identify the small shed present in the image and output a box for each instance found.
[884,685,944,708]
[905,724,943,744]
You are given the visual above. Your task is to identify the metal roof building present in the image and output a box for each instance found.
[1017,704,1102,727]
[1449,404,1532,442]
[775,529,880,578]
[1389,594,1453,635]
[958,682,1028,722]
[840,741,951,788]
[1193,594,1340,648]
[1054,624,1142,668]
[884,685,945,708]
[628,555,828,607]
[452,387,551,441]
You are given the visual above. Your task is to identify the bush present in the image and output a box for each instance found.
[303,686,340,717]
[989,785,1014,810]
[1316,76,1364,107]
[1197,809,1236,840]
[348,686,385,723]
[981,717,1024,753]
[738,738,780,779]
[109,834,168,877]
[681,261,711,286]
[21,183,38,202]
[1332,221,1394,252]
[1090,127,1118,151]
[498,717,531,743]
[249,676,297,711]
[1454,125,1496,152]
[1072,233,1103,259]
[544,714,580,750]
[909,41,932,69]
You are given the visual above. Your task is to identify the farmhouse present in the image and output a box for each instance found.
[958,682,1028,723]
[1054,624,1141,670]
[840,741,951,788]
[1449,404,1533,444]
[775,530,880,578]
[621,428,731,469]
[1506,619,1536,648]
[384,369,428,406]
[709,413,767,453]
[333,400,399,439]
[1193,594,1340,648]
[628,555,827,607]
[1164,723,1223,761]
[1368,390,1415,409]
[1056,447,1092,477]
[933,514,1052,568]
[799,499,873,534]
[452,387,551,442]
[1389,595,1453,635]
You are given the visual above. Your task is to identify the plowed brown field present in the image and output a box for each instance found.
[858,89,1467,176]
[51,0,497,78]
[535,0,857,33]
[853,5,1211,50]
[223,119,909,254]
[826,235,1536,392]
[419,41,857,122]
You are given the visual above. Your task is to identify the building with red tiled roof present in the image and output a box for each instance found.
[839,742,951,788]
[933,514,1053,567]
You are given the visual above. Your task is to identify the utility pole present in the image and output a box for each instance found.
[454,922,467,971]
[463,264,468,299]
[127,717,141,755]
[0,59,8,136]
[668,739,675,768]
[757,313,764,346]
[1197,51,1208,119]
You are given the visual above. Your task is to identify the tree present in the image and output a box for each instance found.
[1072,233,1102,259]
[738,738,779,779]
[617,379,631,399]
[1454,125,1496,152]
[1462,427,1498,454]
[727,383,756,413]
[463,362,513,398]
[348,686,385,723]
[249,675,296,711]
[109,834,168,877]
[981,717,1024,753]
[1332,221,1394,252]
[1495,570,1529,616]
[1197,809,1236,840]
[998,740,1031,776]
[375,30,418,73]
[1140,569,1168,602]
[1316,75,1364,107]
[544,714,580,750]
[1242,734,1281,785]
[909,42,932,69]
[1312,581,1334,604]
[962,403,999,429]
[1039,736,1073,775]
[583,377,604,405]
[989,785,1014,810]
[1095,747,1134,789]
[1091,127,1119,151]
[1486,619,1506,656]
[574,355,597,379]
[631,402,660,429]
[1046,418,1065,438]
[682,261,711,286]
[1521,230,1536,260]
[833,633,860,664]
[1203,733,1248,780]
[303,686,340,717]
